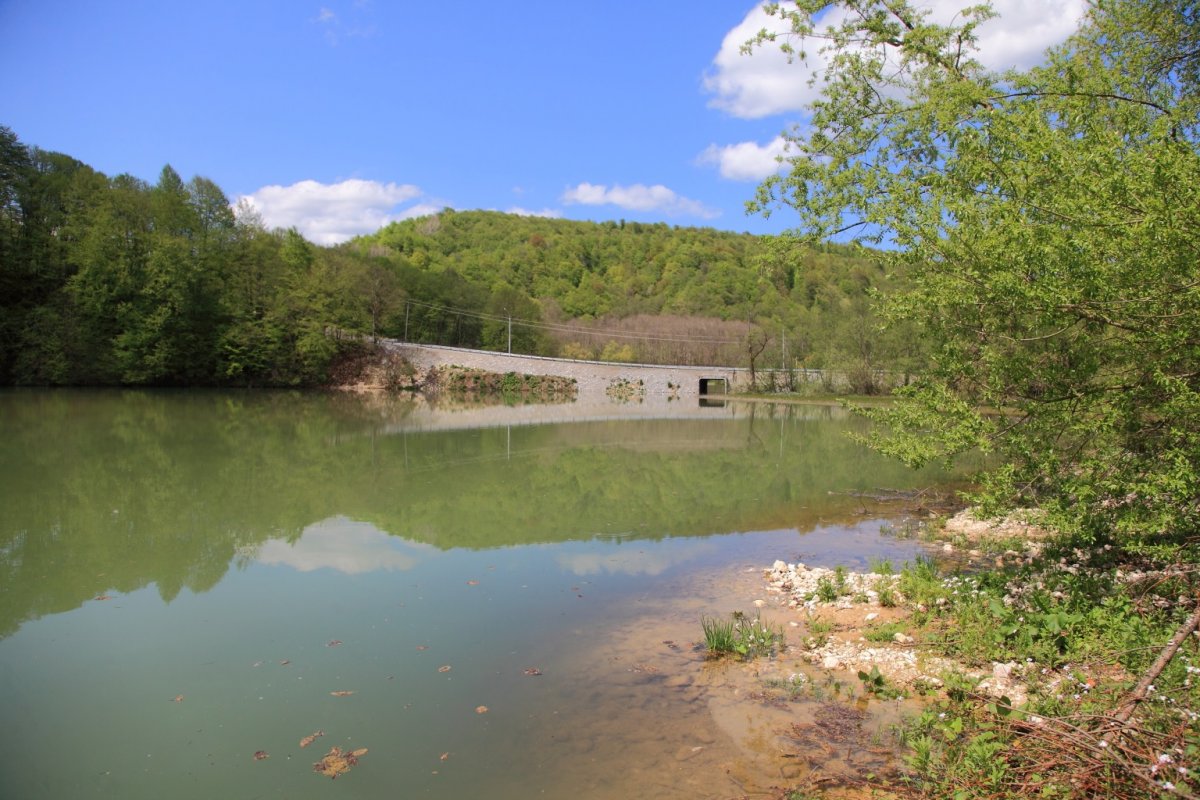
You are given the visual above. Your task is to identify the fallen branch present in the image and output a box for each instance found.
[1111,596,1200,727]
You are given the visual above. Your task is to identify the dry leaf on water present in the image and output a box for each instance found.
[253,750,269,761]
[94,595,111,601]
[326,640,342,647]
[172,695,184,703]
[313,746,367,779]
[279,659,291,666]
[330,690,355,697]
[440,752,451,761]
[438,665,451,673]
[475,705,488,714]
[466,580,479,586]
[415,645,428,651]
[299,730,325,748]
[523,667,542,676]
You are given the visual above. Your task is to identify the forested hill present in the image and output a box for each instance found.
[0,126,919,388]
[355,210,879,322]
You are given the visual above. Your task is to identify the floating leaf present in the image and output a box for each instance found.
[523,667,542,676]
[172,695,184,703]
[313,746,366,779]
[279,659,291,666]
[299,730,325,748]
[438,665,451,673]
[440,752,451,761]
[253,750,269,761]
[330,690,355,697]
[415,645,428,651]
[466,580,479,586]
[251,661,263,668]
[475,705,489,714]
[327,640,342,647]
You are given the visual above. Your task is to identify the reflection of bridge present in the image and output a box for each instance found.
[383,340,755,399]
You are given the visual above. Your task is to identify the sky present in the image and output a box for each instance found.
[0,1,1085,245]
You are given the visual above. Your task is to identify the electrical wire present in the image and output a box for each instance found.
[403,298,748,345]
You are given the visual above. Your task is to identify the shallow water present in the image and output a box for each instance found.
[0,390,949,799]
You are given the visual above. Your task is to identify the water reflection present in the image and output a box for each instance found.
[0,390,952,640]
[555,541,719,577]
[0,390,958,800]
[254,517,435,574]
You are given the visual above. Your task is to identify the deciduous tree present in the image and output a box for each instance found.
[749,0,1200,546]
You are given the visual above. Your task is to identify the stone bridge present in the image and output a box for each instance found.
[381,340,755,400]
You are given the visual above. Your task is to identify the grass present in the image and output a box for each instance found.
[863,620,908,643]
[701,611,785,660]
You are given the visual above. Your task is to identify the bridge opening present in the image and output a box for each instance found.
[699,378,727,396]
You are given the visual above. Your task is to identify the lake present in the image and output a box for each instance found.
[0,389,951,799]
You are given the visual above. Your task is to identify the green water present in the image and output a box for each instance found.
[0,390,951,799]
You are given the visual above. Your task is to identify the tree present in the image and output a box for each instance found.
[748,0,1200,547]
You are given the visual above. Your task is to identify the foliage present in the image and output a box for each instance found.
[748,0,1200,549]
[702,611,785,660]
[0,120,928,387]
[857,665,904,699]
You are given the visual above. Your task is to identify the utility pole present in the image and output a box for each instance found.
[403,301,410,342]
[507,315,512,354]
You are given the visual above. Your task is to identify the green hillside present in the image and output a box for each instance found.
[0,126,922,389]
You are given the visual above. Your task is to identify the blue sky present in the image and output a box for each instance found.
[0,1,1084,244]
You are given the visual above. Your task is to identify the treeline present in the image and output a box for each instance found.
[0,125,924,390]
[0,127,377,386]
[354,211,926,390]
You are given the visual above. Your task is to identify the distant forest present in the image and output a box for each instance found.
[0,126,924,391]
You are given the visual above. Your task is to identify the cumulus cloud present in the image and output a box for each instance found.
[561,182,719,219]
[506,207,563,219]
[705,0,1086,119]
[556,541,717,577]
[256,516,436,574]
[237,178,423,244]
[698,136,793,181]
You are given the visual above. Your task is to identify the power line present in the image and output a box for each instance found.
[403,298,748,346]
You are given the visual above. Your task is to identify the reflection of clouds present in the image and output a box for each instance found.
[557,542,716,577]
[257,516,434,574]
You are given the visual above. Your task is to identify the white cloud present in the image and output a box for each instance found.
[237,178,423,244]
[698,136,792,181]
[316,7,336,23]
[705,0,1086,119]
[561,182,719,219]
[256,516,436,574]
[506,206,562,218]
[971,0,1086,71]
[556,541,717,577]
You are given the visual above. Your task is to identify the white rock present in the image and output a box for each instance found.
[864,612,879,622]
[822,656,842,670]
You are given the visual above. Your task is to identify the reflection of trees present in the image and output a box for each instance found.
[0,390,953,638]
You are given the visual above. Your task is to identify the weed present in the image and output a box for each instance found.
[806,618,833,648]
[864,621,907,643]
[868,556,895,575]
[877,580,899,608]
[701,612,784,660]
[858,665,905,699]
[815,575,839,602]
[701,614,737,655]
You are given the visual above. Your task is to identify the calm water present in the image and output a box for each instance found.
[0,390,950,799]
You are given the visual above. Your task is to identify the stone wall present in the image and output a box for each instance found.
[381,340,750,400]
